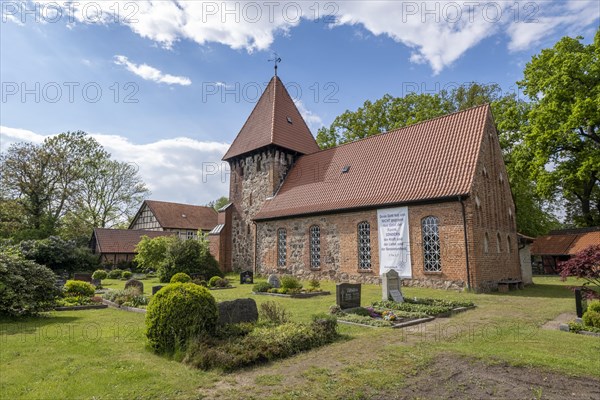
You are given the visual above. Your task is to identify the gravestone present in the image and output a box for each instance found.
[217,298,258,325]
[151,285,164,295]
[267,274,280,288]
[382,269,404,302]
[336,283,361,309]
[574,288,588,318]
[125,279,144,294]
[73,272,93,283]
[240,270,254,284]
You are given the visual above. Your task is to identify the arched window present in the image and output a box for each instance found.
[484,232,489,253]
[496,232,501,253]
[277,228,286,267]
[422,216,441,272]
[507,235,512,254]
[357,221,371,270]
[310,225,321,269]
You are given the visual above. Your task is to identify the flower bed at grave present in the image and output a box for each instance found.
[565,300,600,336]
[252,277,330,298]
[333,297,475,328]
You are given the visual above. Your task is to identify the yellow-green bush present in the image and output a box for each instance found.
[170,272,191,283]
[63,280,95,297]
[145,283,217,354]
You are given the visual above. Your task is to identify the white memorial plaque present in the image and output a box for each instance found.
[377,207,412,278]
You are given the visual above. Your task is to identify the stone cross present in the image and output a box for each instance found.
[382,269,404,302]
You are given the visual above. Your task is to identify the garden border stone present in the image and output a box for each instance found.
[102,298,147,314]
[54,304,108,311]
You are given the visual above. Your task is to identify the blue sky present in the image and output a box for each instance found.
[1,1,598,207]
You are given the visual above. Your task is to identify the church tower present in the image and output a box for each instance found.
[222,75,320,271]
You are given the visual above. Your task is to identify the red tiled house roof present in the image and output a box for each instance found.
[255,104,491,221]
[222,76,320,161]
[91,228,174,254]
[132,200,218,231]
[532,227,600,256]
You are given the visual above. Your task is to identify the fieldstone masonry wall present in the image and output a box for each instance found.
[229,148,297,271]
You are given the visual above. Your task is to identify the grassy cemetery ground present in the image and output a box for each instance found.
[1,276,599,399]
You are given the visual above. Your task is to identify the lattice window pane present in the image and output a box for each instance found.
[310,225,321,269]
[357,222,372,270]
[422,216,441,272]
[277,228,287,267]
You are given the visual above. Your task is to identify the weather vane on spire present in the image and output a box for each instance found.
[268,52,282,76]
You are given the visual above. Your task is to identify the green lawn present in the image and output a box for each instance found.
[1,275,598,399]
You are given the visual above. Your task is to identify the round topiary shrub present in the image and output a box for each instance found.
[92,270,108,281]
[145,283,218,354]
[121,271,132,280]
[63,280,96,297]
[208,276,222,287]
[108,269,123,279]
[170,272,192,283]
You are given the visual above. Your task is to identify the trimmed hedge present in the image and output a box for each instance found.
[64,280,96,297]
[145,283,217,354]
[170,272,192,283]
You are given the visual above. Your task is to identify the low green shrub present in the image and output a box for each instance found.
[336,313,393,327]
[208,276,221,287]
[587,300,600,313]
[92,270,108,280]
[63,280,96,297]
[183,317,339,371]
[582,310,600,329]
[0,252,58,317]
[280,275,302,290]
[104,288,148,307]
[345,307,371,317]
[145,283,218,354]
[568,321,600,334]
[404,297,474,308]
[259,301,289,324]
[193,279,208,287]
[213,278,229,288]
[373,300,452,316]
[252,282,272,293]
[308,278,321,290]
[170,272,192,283]
[108,269,123,279]
[121,271,132,280]
[56,296,94,307]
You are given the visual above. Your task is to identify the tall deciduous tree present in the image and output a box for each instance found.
[518,30,600,226]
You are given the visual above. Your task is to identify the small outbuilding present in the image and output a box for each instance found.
[531,227,600,274]
[90,228,174,266]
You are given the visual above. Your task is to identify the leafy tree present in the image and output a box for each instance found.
[158,237,222,283]
[207,196,229,211]
[518,30,600,226]
[134,235,178,272]
[19,236,98,274]
[560,244,600,298]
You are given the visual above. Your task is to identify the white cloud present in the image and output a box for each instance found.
[0,126,230,205]
[293,99,324,132]
[114,55,192,86]
[16,1,600,74]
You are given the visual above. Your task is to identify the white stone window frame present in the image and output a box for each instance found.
[422,216,442,273]
[277,228,287,268]
[310,225,321,269]
[357,221,372,270]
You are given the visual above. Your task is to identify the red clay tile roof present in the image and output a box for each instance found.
[532,227,600,255]
[142,200,218,230]
[222,76,320,161]
[92,228,174,254]
[254,104,490,220]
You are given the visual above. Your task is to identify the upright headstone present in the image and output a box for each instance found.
[125,279,144,294]
[267,274,280,288]
[382,269,404,302]
[336,283,361,309]
[217,298,258,325]
[240,271,254,284]
[575,288,585,318]
[73,272,93,283]
[152,285,164,295]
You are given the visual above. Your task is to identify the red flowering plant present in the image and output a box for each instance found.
[559,244,600,299]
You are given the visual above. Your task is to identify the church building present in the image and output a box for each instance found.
[209,74,521,291]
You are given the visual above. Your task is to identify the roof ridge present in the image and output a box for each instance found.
[145,199,213,209]
[310,103,491,155]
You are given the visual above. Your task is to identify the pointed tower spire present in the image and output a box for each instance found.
[222,75,320,161]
